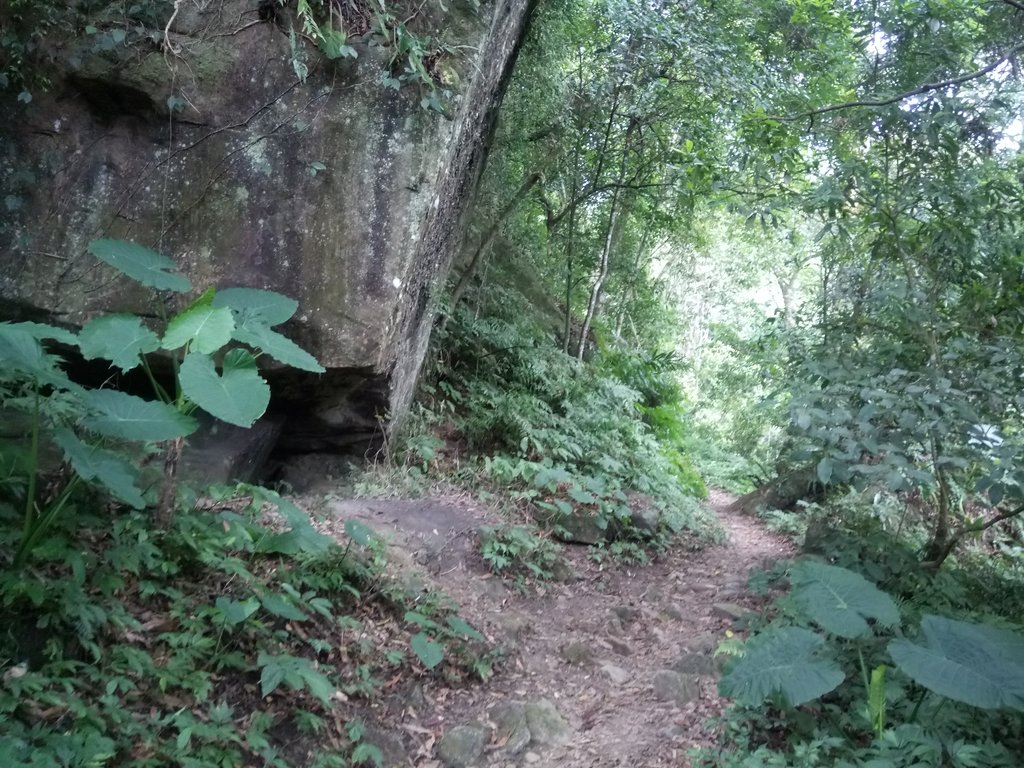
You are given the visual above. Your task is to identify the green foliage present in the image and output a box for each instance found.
[719,627,845,707]
[0,239,323,566]
[289,0,455,112]
[789,561,900,639]
[888,616,1024,710]
[409,631,444,669]
[478,523,561,581]
[88,239,193,293]
[0,0,71,98]
[178,350,271,428]
[0,479,490,766]
[402,605,492,680]
[417,300,714,543]
[868,664,887,738]
[713,557,1024,767]
[78,315,161,373]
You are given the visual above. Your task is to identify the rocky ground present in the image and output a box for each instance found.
[316,490,796,768]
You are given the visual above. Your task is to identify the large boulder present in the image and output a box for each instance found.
[0,0,536,453]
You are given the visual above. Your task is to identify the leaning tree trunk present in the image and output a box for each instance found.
[576,192,620,360]
[562,182,579,354]
[441,170,543,334]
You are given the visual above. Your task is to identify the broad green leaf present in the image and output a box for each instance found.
[253,488,332,555]
[410,632,444,670]
[405,611,439,630]
[0,324,76,389]
[868,665,886,736]
[534,466,573,489]
[816,457,833,484]
[5,321,78,346]
[719,627,845,706]
[81,389,196,441]
[232,323,324,372]
[790,561,900,638]
[257,653,335,705]
[162,305,235,354]
[568,486,597,504]
[53,428,145,508]
[344,518,376,547]
[888,615,1024,710]
[295,662,336,705]
[87,239,191,292]
[213,288,298,326]
[78,315,159,372]
[178,350,269,427]
[447,615,485,641]
[258,654,286,698]
[260,592,308,622]
[216,596,260,625]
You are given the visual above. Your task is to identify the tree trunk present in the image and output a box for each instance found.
[562,180,579,354]
[575,112,637,360]
[576,189,620,360]
[156,436,184,527]
[445,171,543,323]
[923,426,952,566]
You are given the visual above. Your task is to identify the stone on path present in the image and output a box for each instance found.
[611,605,641,624]
[630,505,660,535]
[548,556,577,583]
[360,725,409,767]
[662,604,685,621]
[544,510,606,544]
[711,602,749,621]
[685,635,719,654]
[524,699,572,746]
[436,723,490,768]
[601,663,629,685]
[493,610,532,642]
[560,641,596,666]
[489,702,531,756]
[672,653,717,677]
[606,637,632,656]
[652,670,701,706]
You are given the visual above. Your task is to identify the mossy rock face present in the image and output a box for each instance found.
[0,0,536,449]
[436,723,489,768]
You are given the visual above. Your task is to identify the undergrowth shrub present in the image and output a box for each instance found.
[0,490,491,766]
[409,294,715,542]
[705,491,1024,768]
[0,239,492,766]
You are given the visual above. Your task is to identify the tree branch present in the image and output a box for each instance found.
[775,42,1024,122]
[928,503,1024,568]
[541,180,675,231]
[957,504,1024,537]
[1000,0,1024,12]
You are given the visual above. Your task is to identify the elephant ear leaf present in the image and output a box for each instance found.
[719,627,845,706]
[78,314,159,372]
[410,632,444,670]
[213,288,324,372]
[80,390,197,442]
[791,561,900,638]
[178,349,270,428]
[87,239,191,292]
[213,288,298,326]
[54,429,145,509]
[888,615,1024,710]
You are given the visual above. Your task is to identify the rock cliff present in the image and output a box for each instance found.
[0,0,535,455]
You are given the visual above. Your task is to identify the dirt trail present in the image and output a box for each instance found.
[324,489,796,768]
